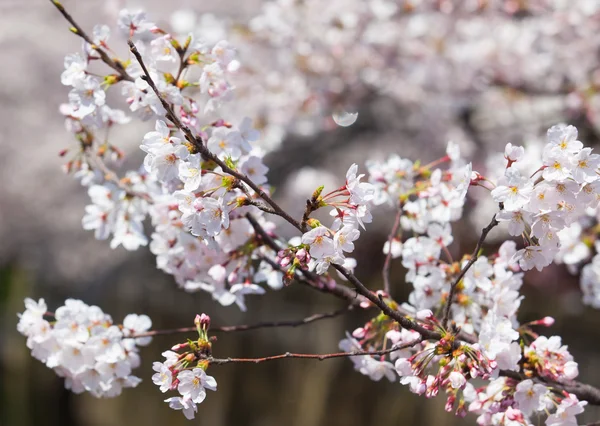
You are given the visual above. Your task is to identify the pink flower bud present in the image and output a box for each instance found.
[296,248,307,261]
[541,316,555,326]
[505,407,524,422]
[352,327,365,339]
[199,313,211,328]
[171,342,189,351]
[445,395,456,412]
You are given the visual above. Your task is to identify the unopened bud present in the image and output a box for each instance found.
[541,316,555,327]
[171,342,189,351]
[279,256,291,268]
[296,248,307,262]
[445,395,456,412]
[352,327,365,339]
[198,313,211,329]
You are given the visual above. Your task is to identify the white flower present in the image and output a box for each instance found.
[383,239,402,259]
[207,127,243,160]
[165,396,197,420]
[542,151,572,182]
[240,156,268,185]
[177,368,217,404]
[570,147,600,184]
[545,393,587,426]
[145,143,189,182]
[505,143,525,162]
[122,314,153,346]
[118,10,155,41]
[395,358,413,377]
[497,209,531,236]
[333,225,361,253]
[152,362,173,393]
[302,226,335,259]
[491,167,533,212]
[178,154,203,192]
[448,371,466,389]
[512,245,553,272]
[514,380,548,415]
[61,53,87,86]
[546,124,583,155]
[345,163,375,204]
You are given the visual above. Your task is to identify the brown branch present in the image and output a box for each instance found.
[208,338,422,365]
[333,264,443,341]
[382,206,402,295]
[441,213,499,329]
[50,0,134,83]
[132,305,354,338]
[245,212,283,252]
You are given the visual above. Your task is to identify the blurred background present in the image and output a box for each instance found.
[2,0,600,425]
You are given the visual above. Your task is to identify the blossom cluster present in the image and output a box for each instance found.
[152,314,217,420]
[466,378,586,426]
[58,8,286,310]
[295,164,374,275]
[492,124,600,272]
[339,306,584,425]
[17,298,151,397]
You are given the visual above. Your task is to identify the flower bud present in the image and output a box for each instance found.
[541,316,555,327]
[199,313,211,329]
[352,327,365,339]
[171,342,189,351]
[445,395,456,412]
[296,248,308,262]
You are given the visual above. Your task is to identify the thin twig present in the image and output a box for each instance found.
[441,213,499,329]
[50,0,134,82]
[245,213,283,252]
[132,306,354,338]
[208,338,422,365]
[382,206,403,295]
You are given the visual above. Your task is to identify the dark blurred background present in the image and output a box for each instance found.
[2,1,600,425]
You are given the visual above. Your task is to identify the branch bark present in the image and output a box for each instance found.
[208,338,422,365]
[442,213,499,329]
[132,306,354,338]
